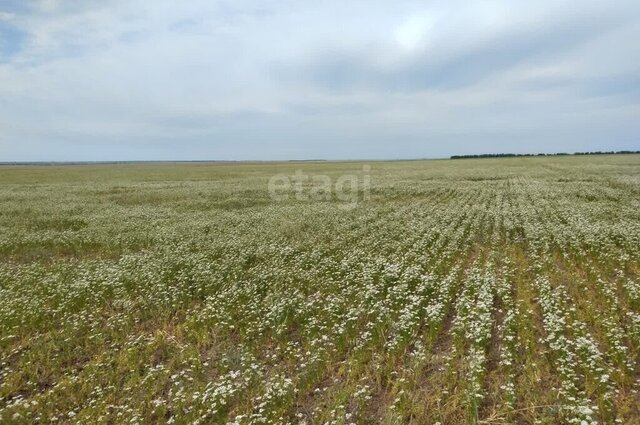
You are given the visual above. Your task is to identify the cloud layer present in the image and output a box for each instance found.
[0,0,638,160]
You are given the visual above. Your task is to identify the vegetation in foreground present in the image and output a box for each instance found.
[1,155,640,424]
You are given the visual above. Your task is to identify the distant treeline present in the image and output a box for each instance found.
[450,151,640,159]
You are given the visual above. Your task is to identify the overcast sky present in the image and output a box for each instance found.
[0,0,638,161]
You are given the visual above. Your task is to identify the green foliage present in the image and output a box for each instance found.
[0,156,639,424]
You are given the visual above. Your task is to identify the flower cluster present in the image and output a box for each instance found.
[1,156,639,423]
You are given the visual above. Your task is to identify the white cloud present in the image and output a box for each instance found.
[395,13,437,51]
[0,0,638,161]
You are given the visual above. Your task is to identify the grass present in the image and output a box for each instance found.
[0,155,639,424]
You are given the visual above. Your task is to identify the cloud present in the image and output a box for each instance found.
[0,0,638,160]
[282,4,632,93]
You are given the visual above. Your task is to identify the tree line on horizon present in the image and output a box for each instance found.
[450,150,640,159]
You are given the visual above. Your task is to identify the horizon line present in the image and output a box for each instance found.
[2,150,639,166]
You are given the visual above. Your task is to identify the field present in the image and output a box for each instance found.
[1,155,640,424]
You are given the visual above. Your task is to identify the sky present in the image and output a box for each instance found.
[0,0,638,161]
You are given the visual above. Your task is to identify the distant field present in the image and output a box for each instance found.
[1,155,640,424]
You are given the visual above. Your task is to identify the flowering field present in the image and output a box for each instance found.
[1,155,640,424]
